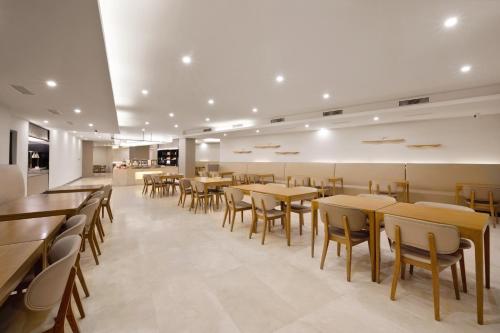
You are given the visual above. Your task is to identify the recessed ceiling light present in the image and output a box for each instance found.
[169,113,174,117]
[252,107,258,113]
[255,129,260,133]
[43,120,49,124]
[174,124,178,128]
[88,123,94,127]
[182,55,192,64]
[223,133,227,136]
[46,80,57,88]
[72,130,76,134]
[205,117,210,122]
[460,65,471,73]
[141,128,145,132]
[275,75,284,83]
[141,89,149,95]
[322,93,330,100]
[208,99,215,105]
[74,108,81,114]
[373,116,380,121]
[444,16,458,28]
[305,124,310,128]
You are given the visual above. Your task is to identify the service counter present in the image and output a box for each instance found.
[112,166,179,186]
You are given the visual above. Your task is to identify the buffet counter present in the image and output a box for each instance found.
[112,166,179,186]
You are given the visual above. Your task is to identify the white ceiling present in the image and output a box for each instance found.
[0,0,118,134]
[99,0,500,140]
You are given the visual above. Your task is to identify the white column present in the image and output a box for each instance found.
[178,138,196,177]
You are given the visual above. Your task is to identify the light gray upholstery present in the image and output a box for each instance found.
[358,193,397,203]
[0,165,25,205]
[55,215,86,241]
[223,187,244,205]
[251,192,279,211]
[415,201,474,212]
[80,200,100,228]
[319,203,367,232]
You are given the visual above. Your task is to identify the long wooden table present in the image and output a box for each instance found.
[0,192,90,222]
[232,184,318,246]
[45,184,104,194]
[0,240,43,306]
[311,195,396,281]
[0,216,66,268]
[376,203,490,325]
[191,177,234,213]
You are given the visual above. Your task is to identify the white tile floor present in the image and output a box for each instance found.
[71,176,500,332]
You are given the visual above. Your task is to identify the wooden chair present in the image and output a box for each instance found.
[0,235,81,333]
[415,201,473,293]
[198,170,208,177]
[89,191,106,242]
[98,185,113,222]
[385,214,462,321]
[319,203,370,281]
[79,199,101,265]
[233,173,246,185]
[461,184,499,227]
[178,179,192,208]
[245,174,259,184]
[250,192,285,245]
[288,175,310,187]
[369,180,409,202]
[222,187,252,231]
[190,181,214,214]
[151,175,168,197]
[142,174,153,195]
[311,178,334,197]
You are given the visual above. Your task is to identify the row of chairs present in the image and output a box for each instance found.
[0,185,114,332]
[142,175,179,197]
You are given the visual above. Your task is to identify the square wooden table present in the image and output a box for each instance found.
[191,177,234,213]
[0,216,66,268]
[45,184,104,194]
[376,202,490,324]
[0,240,43,306]
[311,195,397,281]
[0,192,90,222]
[232,184,318,246]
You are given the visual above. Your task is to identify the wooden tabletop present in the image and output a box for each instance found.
[0,192,90,222]
[45,184,104,194]
[377,202,489,231]
[192,177,233,185]
[232,184,318,199]
[160,174,184,179]
[0,216,66,246]
[312,194,395,211]
[0,240,43,306]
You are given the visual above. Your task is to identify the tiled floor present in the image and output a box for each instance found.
[71,176,500,332]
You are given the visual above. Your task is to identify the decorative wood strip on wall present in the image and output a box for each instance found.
[407,144,442,148]
[361,138,405,144]
[233,150,252,154]
[254,144,281,149]
[275,151,299,155]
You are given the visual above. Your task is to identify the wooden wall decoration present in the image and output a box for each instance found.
[361,137,405,144]
[407,144,442,149]
[275,151,299,155]
[233,150,252,154]
[254,144,281,149]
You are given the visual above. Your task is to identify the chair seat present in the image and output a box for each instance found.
[234,201,252,210]
[102,198,108,205]
[184,189,192,194]
[0,293,58,333]
[391,244,462,267]
[460,238,472,250]
[329,227,370,242]
[256,208,285,218]
[290,203,311,213]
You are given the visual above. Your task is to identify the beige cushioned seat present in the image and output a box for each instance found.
[390,243,461,267]
[0,165,25,205]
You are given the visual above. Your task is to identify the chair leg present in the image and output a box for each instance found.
[299,214,303,236]
[76,260,90,297]
[431,263,441,321]
[66,302,80,333]
[106,204,113,221]
[409,265,414,275]
[320,238,330,269]
[222,207,229,227]
[230,210,237,232]
[241,210,243,222]
[261,219,268,245]
[249,214,257,239]
[451,263,460,300]
[401,263,406,280]
[390,259,401,300]
[87,236,99,265]
[96,219,105,242]
[72,285,85,318]
[92,229,101,255]
[346,244,352,282]
[337,242,341,256]
[459,250,467,293]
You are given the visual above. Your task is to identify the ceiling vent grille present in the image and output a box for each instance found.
[66,121,74,125]
[323,109,343,117]
[202,128,212,132]
[10,84,34,95]
[47,109,62,115]
[398,97,430,106]
[270,117,285,124]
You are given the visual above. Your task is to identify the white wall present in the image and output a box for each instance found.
[196,142,220,162]
[112,147,129,162]
[93,146,113,171]
[49,129,83,188]
[220,115,500,164]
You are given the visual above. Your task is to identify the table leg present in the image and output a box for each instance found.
[286,199,291,246]
[204,185,208,213]
[311,204,317,257]
[369,213,376,282]
[42,241,48,269]
[375,213,382,283]
[485,226,490,289]
[473,233,484,325]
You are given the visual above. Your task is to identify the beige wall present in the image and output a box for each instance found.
[82,141,93,177]
[129,145,150,160]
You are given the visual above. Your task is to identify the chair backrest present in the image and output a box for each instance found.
[180,178,191,190]
[198,170,208,177]
[318,203,367,231]
[209,171,220,177]
[0,165,25,205]
[102,185,112,199]
[384,215,460,254]
[415,201,474,212]
[24,235,80,311]
[461,185,500,202]
[265,183,286,188]
[310,178,330,187]
[357,193,397,204]
[223,187,244,205]
[79,200,100,227]
[191,180,204,193]
[370,180,399,194]
[55,215,86,241]
[251,192,278,211]
[91,190,105,200]
[290,176,310,187]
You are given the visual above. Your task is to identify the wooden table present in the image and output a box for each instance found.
[232,184,318,246]
[311,195,396,281]
[45,184,104,194]
[0,216,66,268]
[0,240,43,306]
[191,177,234,213]
[376,202,490,324]
[255,174,275,184]
[0,192,90,222]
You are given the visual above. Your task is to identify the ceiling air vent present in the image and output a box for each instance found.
[398,97,430,106]
[10,84,34,95]
[48,109,62,116]
[202,128,212,132]
[270,117,285,124]
[323,109,343,117]
[66,121,74,126]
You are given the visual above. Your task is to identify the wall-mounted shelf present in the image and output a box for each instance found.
[233,150,252,154]
[275,151,299,155]
[407,144,442,149]
[254,144,281,149]
[361,138,405,144]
